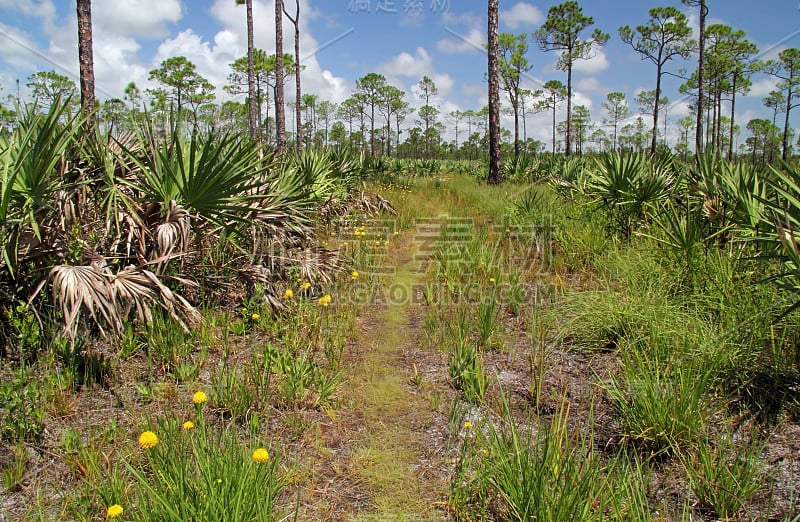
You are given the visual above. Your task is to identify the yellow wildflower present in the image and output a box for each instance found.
[351,271,359,280]
[138,431,158,450]
[489,278,496,285]
[106,504,123,518]
[300,282,312,290]
[252,448,270,463]
[464,421,472,429]
[318,294,332,307]
[193,391,207,405]
[284,288,294,299]
[182,421,195,430]
[251,313,260,321]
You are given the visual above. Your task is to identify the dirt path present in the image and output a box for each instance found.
[303,229,453,521]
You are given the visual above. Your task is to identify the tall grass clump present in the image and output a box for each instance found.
[448,398,651,521]
[121,402,288,521]
[682,429,767,520]
[605,332,727,455]
[448,338,489,405]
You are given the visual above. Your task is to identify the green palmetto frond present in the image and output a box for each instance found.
[119,121,306,232]
[82,129,143,237]
[0,99,84,277]
[585,152,673,236]
[719,161,768,236]
[758,161,800,315]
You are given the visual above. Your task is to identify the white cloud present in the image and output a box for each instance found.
[431,73,454,97]
[462,83,484,97]
[576,77,603,93]
[748,77,779,98]
[572,90,593,109]
[572,49,610,73]
[378,47,433,78]
[93,35,148,98]
[499,2,544,30]
[0,0,56,23]
[437,27,485,54]
[93,0,183,39]
[668,100,692,118]
[378,47,453,98]
[151,29,237,99]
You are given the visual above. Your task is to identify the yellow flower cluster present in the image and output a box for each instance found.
[139,431,158,449]
[252,448,270,463]
[318,294,332,307]
[106,504,123,518]
[193,391,207,405]
[299,281,312,290]
[353,225,367,238]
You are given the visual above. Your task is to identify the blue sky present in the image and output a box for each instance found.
[0,0,798,147]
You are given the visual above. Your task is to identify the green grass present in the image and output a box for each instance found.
[5,166,800,521]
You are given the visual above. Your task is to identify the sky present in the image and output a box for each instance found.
[1,0,799,148]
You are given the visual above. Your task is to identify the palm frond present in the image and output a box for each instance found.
[154,200,191,260]
[111,266,201,330]
[50,263,118,340]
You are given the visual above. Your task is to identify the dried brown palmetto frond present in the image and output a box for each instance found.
[375,194,396,215]
[154,200,191,261]
[702,196,722,221]
[50,262,200,341]
[293,246,344,284]
[111,265,200,329]
[50,264,118,341]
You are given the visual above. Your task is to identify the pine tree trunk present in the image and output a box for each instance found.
[245,0,257,140]
[783,85,793,161]
[274,0,287,153]
[651,62,663,156]
[487,0,503,184]
[695,0,707,155]
[76,0,95,128]
[285,1,302,153]
[728,72,737,160]
[565,65,573,156]
[552,99,557,154]
[513,102,519,161]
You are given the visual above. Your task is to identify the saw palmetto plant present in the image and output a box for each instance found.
[0,102,359,354]
[583,152,674,238]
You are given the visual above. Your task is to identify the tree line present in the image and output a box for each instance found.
[1,0,799,169]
